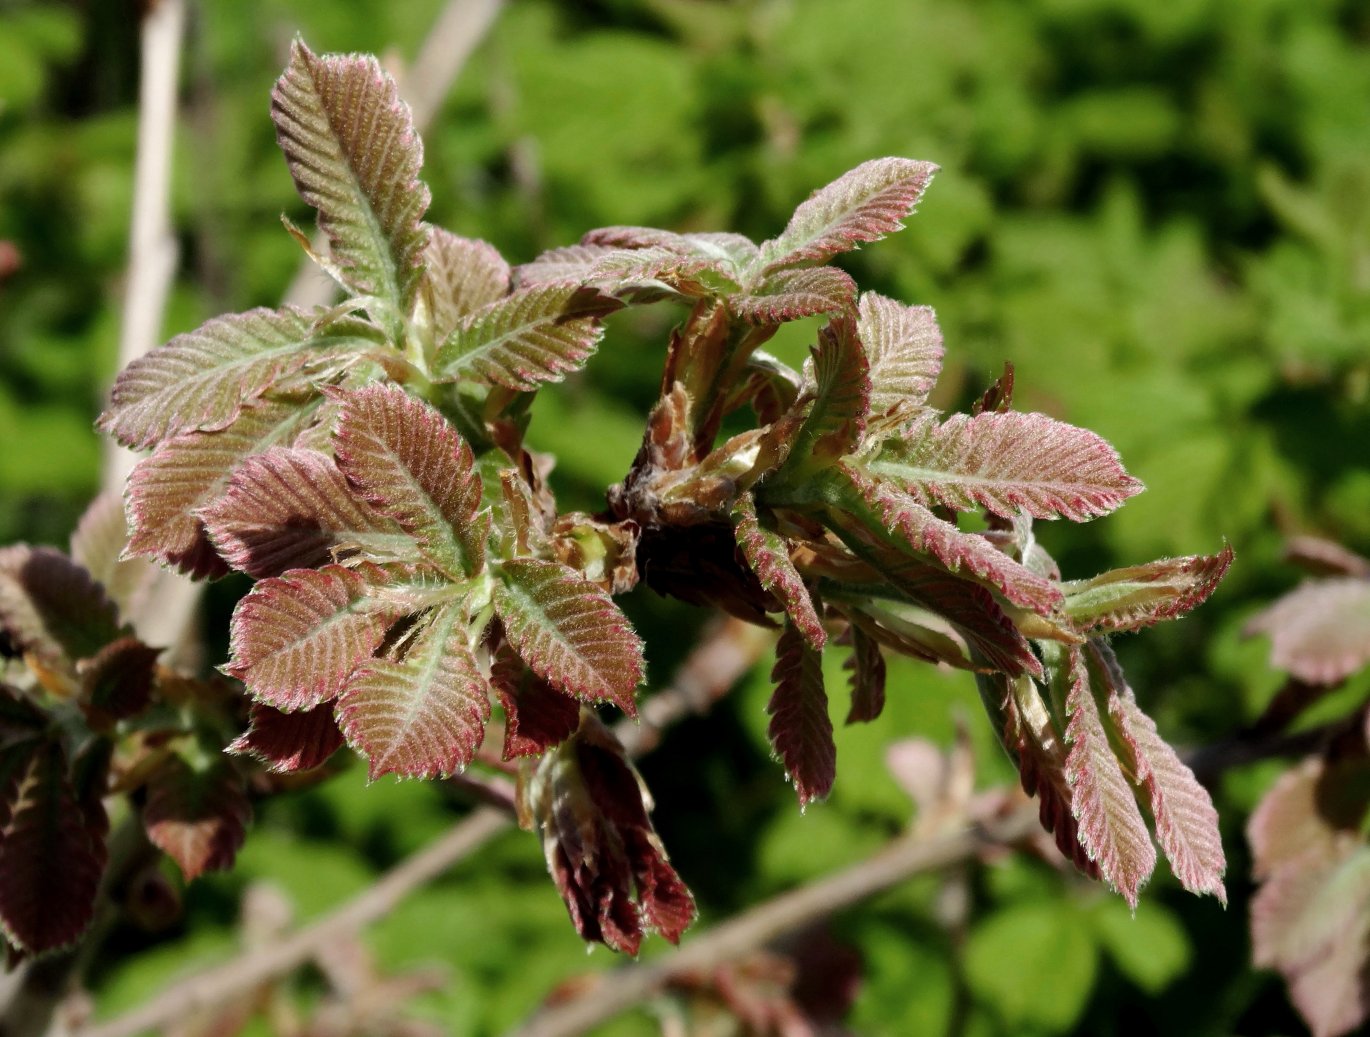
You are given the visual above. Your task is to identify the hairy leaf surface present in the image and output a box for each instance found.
[422,228,510,337]
[513,244,618,286]
[1063,544,1234,634]
[857,292,943,417]
[732,493,825,649]
[1245,577,1370,685]
[490,641,581,759]
[142,756,251,881]
[228,701,345,773]
[868,412,1143,520]
[794,313,870,463]
[271,40,430,310]
[729,267,856,324]
[767,622,836,807]
[759,157,937,272]
[495,558,644,715]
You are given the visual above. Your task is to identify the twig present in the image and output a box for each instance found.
[505,806,1042,1037]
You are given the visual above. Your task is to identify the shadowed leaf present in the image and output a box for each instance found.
[1245,578,1370,685]
[767,622,835,807]
[589,246,739,300]
[78,637,160,731]
[1064,544,1234,634]
[729,267,856,324]
[228,701,344,773]
[857,292,943,418]
[491,641,580,760]
[422,229,510,338]
[142,756,251,881]
[844,624,886,724]
[0,545,122,674]
[869,412,1143,521]
[70,492,147,614]
[732,493,825,649]
[271,40,430,311]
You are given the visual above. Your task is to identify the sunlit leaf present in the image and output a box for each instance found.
[794,313,870,462]
[513,244,617,286]
[767,622,836,808]
[142,756,251,881]
[1064,543,1234,634]
[589,246,739,299]
[1245,577,1370,685]
[70,492,146,615]
[272,40,430,311]
[857,292,943,418]
[422,228,510,338]
[729,266,856,324]
[227,701,344,774]
[732,493,825,649]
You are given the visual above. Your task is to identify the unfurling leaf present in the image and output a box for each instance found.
[1061,646,1156,907]
[332,384,488,578]
[0,742,104,954]
[732,493,825,649]
[337,602,491,780]
[768,622,836,807]
[523,716,695,953]
[200,446,414,579]
[857,292,943,418]
[0,545,123,675]
[1245,577,1370,685]
[226,564,400,711]
[228,701,345,773]
[494,558,644,715]
[1089,641,1225,902]
[422,229,510,338]
[142,756,251,881]
[589,246,738,300]
[729,267,856,324]
[868,412,1143,521]
[795,313,871,463]
[491,641,580,760]
[433,282,617,389]
[759,157,937,273]
[99,308,366,450]
[1064,543,1234,634]
[843,624,886,724]
[271,40,430,311]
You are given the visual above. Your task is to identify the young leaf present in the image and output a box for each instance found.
[78,637,160,731]
[126,398,320,579]
[513,243,618,286]
[271,40,430,312]
[731,493,826,649]
[422,228,510,338]
[494,558,645,716]
[228,701,345,774]
[1089,641,1226,903]
[1282,536,1370,579]
[99,307,366,450]
[490,640,580,760]
[70,492,149,615]
[1062,646,1156,907]
[791,313,870,464]
[1244,577,1370,685]
[867,411,1144,521]
[767,622,836,808]
[758,158,937,273]
[332,384,487,578]
[857,292,944,419]
[199,446,415,579]
[589,246,739,300]
[728,267,856,324]
[1063,543,1234,634]
[226,564,400,712]
[432,282,617,389]
[142,756,251,881]
[337,602,492,780]
[843,623,887,724]
[0,545,123,674]
[0,742,104,955]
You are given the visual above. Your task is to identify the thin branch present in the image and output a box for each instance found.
[505,806,1042,1037]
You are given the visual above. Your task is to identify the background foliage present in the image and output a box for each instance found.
[1,0,1367,1033]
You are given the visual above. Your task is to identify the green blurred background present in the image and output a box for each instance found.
[2,0,1367,1033]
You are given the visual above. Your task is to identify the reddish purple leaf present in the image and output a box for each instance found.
[78,637,161,731]
[336,603,492,780]
[494,558,644,716]
[732,493,825,649]
[142,756,251,881]
[272,40,430,309]
[1245,577,1370,685]
[490,641,581,760]
[581,227,759,278]
[200,446,414,579]
[1064,543,1234,634]
[794,313,871,464]
[513,244,618,286]
[126,398,320,580]
[589,246,739,300]
[227,701,344,773]
[1283,536,1370,579]
[0,742,104,954]
[759,158,938,272]
[422,228,510,337]
[843,624,887,724]
[1062,646,1156,907]
[971,362,1015,416]
[432,281,618,389]
[0,684,44,744]
[729,267,856,324]
[870,411,1144,521]
[332,384,488,578]
[226,564,400,711]
[857,292,944,419]
[0,545,123,674]
[767,622,836,808]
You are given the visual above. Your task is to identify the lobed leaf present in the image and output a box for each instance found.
[200,446,415,579]
[0,545,123,675]
[421,228,510,338]
[1089,641,1226,902]
[0,742,104,955]
[494,558,644,716]
[1063,543,1234,634]
[868,411,1143,521]
[1062,646,1156,907]
[126,398,320,580]
[226,563,400,712]
[433,281,617,389]
[767,622,836,808]
[731,493,826,649]
[142,756,251,881]
[728,266,856,324]
[271,40,430,311]
[332,384,487,578]
[843,623,887,724]
[338,602,491,780]
[758,157,937,273]
[1244,577,1370,685]
[490,640,580,760]
[99,307,365,450]
[857,292,943,417]
[228,701,345,774]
